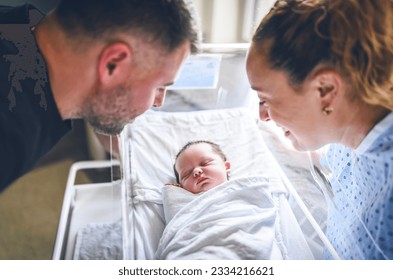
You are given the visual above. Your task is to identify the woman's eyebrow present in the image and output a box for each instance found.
[164,81,174,87]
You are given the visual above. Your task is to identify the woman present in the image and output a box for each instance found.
[246,0,393,259]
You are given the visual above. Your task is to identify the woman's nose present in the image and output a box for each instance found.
[259,106,271,122]
[153,90,166,107]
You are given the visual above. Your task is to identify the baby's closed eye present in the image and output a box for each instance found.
[165,183,181,188]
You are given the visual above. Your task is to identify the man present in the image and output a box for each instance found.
[0,0,201,191]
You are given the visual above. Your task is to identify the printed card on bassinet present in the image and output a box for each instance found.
[169,54,222,89]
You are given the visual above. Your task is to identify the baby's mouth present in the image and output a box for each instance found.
[197,177,207,184]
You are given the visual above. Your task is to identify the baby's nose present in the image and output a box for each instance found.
[193,168,202,177]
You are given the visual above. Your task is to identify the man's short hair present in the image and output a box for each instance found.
[55,0,200,54]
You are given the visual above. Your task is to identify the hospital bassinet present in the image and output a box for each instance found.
[52,44,339,260]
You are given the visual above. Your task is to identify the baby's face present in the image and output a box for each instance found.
[175,143,230,194]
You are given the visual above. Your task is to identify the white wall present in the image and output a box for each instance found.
[193,0,276,43]
[193,0,241,43]
[210,0,241,43]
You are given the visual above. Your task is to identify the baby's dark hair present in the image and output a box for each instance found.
[173,140,227,183]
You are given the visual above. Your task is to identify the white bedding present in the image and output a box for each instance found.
[156,176,313,260]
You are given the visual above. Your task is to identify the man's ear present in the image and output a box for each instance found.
[98,42,131,85]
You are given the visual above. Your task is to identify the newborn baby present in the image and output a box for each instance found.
[170,140,231,194]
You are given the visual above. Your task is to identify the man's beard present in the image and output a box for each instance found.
[82,85,136,135]
[85,115,127,135]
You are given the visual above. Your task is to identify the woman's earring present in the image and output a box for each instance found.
[323,107,333,115]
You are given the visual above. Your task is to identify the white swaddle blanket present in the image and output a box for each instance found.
[156,176,314,260]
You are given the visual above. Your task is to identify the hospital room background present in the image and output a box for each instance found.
[0,0,331,260]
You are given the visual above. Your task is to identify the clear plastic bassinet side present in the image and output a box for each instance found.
[119,127,132,260]
[52,153,124,260]
[256,120,338,260]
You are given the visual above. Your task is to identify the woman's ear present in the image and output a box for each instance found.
[98,42,132,85]
[313,70,342,107]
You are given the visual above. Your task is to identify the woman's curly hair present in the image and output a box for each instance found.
[252,0,393,110]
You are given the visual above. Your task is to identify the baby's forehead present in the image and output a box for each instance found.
[177,144,215,162]
[183,143,215,154]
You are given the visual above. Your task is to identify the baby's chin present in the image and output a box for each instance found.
[199,180,227,193]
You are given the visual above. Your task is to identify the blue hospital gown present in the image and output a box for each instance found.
[321,112,393,259]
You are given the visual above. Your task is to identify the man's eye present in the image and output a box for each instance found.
[259,100,266,106]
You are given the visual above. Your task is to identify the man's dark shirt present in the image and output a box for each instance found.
[0,5,71,191]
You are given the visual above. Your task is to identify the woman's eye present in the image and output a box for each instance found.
[259,100,266,106]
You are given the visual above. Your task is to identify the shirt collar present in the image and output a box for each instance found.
[356,112,393,154]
